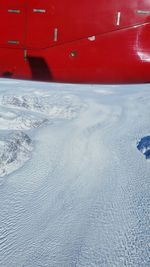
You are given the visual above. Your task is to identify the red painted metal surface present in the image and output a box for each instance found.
[0,1,150,83]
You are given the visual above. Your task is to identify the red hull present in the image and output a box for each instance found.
[0,1,150,83]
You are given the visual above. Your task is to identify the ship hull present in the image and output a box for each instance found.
[0,1,150,83]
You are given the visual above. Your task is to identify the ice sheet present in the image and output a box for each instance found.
[0,79,149,267]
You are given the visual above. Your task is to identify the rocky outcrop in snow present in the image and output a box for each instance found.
[0,90,84,177]
[1,94,84,119]
[0,110,47,130]
[0,132,33,177]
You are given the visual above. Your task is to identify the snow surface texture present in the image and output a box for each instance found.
[0,79,149,267]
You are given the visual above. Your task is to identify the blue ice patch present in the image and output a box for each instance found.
[137,136,150,160]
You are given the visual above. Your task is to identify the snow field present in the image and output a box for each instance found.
[0,79,149,267]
